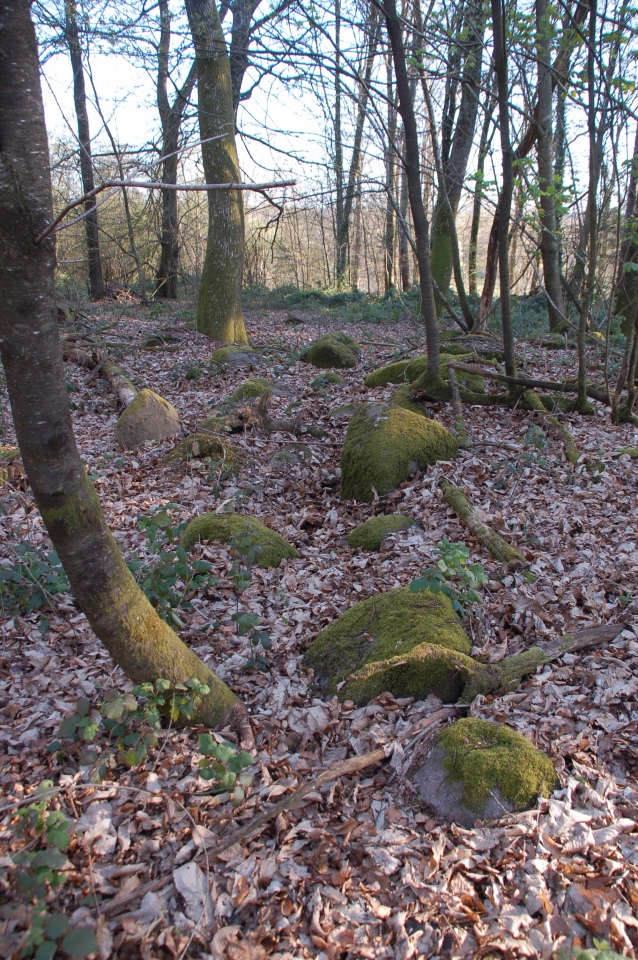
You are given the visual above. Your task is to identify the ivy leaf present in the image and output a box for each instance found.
[61,927,98,958]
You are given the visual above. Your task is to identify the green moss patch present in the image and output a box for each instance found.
[0,446,20,463]
[365,360,410,388]
[210,346,255,369]
[438,718,558,812]
[390,384,430,417]
[114,389,181,450]
[180,513,299,567]
[616,446,638,458]
[340,403,457,502]
[304,332,361,369]
[231,377,273,401]
[311,372,345,389]
[346,514,416,551]
[304,586,471,702]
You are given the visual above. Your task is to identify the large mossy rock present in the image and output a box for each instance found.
[180,513,299,567]
[304,587,471,704]
[114,389,181,450]
[364,353,478,392]
[389,384,430,417]
[231,377,273,401]
[340,403,457,502]
[303,332,361,369]
[346,515,415,551]
[365,359,411,388]
[413,718,558,827]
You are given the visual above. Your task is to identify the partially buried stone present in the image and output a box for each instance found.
[114,389,181,450]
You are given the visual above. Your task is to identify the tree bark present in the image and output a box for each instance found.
[186,0,248,343]
[491,0,516,378]
[156,0,197,299]
[536,0,565,330]
[382,0,439,374]
[384,54,398,293]
[64,0,105,300]
[468,78,495,296]
[428,0,486,314]
[0,0,242,730]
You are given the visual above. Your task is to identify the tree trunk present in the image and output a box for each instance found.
[382,0,439,374]
[186,0,248,343]
[468,78,495,297]
[384,55,397,293]
[335,7,379,285]
[475,0,589,330]
[228,0,261,116]
[429,0,486,314]
[536,0,565,330]
[156,0,197,299]
[0,0,242,730]
[491,0,516,378]
[64,0,105,300]
[398,127,411,290]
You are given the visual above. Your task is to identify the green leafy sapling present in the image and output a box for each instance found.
[198,733,254,805]
[229,529,272,671]
[410,539,487,615]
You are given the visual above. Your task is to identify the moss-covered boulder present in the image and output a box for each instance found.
[231,377,273,401]
[413,718,558,826]
[304,587,471,703]
[364,360,411,388]
[311,372,345,390]
[114,389,181,450]
[303,332,361,369]
[180,513,299,567]
[340,403,457,502]
[346,515,416,551]
[389,384,430,417]
[210,346,255,369]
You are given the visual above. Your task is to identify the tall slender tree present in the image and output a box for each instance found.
[64,0,105,299]
[0,0,246,732]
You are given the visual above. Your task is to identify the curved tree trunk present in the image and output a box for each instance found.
[64,0,105,300]
[185,0,248,343]
[0,0,242,730]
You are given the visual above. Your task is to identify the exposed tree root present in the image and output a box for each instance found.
[448,361,608,405]
[439,478,525,565]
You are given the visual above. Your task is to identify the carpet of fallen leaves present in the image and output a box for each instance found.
[1,301,638,960]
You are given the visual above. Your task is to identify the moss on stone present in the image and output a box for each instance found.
[340,402,458,502]
[616,446,638,458]
[231,377,273,401]
[439,355,485,393]
[389,384,430,417]
[209,346,255,369]
[304,586,471,701]
[0,445,20,463]
[312,371,345,388]
[346,514,416,551]
[114,388,181,450]
[438,718,558,812]
[304,332,361,369]
[180,512,299,567]
[166,433,236,464]
[365,360,410,388]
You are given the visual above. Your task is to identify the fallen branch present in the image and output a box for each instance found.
[204,707,458,860]
[439,478,525,565]
[521,390,580,464]
[448,361,608,404]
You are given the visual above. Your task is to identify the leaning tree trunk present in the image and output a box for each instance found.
[64,0,105,300]
[0,0,243,731]
[185,0,248,343]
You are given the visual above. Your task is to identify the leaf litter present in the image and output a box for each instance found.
[0,303,637,958]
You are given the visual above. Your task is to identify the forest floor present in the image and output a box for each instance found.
[1,298,638,960]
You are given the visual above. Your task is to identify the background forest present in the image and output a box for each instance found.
[2,0,638,959]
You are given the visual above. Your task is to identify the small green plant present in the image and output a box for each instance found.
[410,539,487,614]
[9,783,97,959]
[185,364,203,381]
[130,505,218,625]
[52,678,210,774]
[522,424,549,468]
[229,528,271,670]
[585,458,606,483]
[0,544,70,621]
[198,733,254,804]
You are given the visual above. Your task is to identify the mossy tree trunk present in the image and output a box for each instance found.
[186,0,248,344]
[0,0,243,731]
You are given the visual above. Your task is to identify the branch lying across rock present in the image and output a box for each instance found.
[439,478,525,565]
